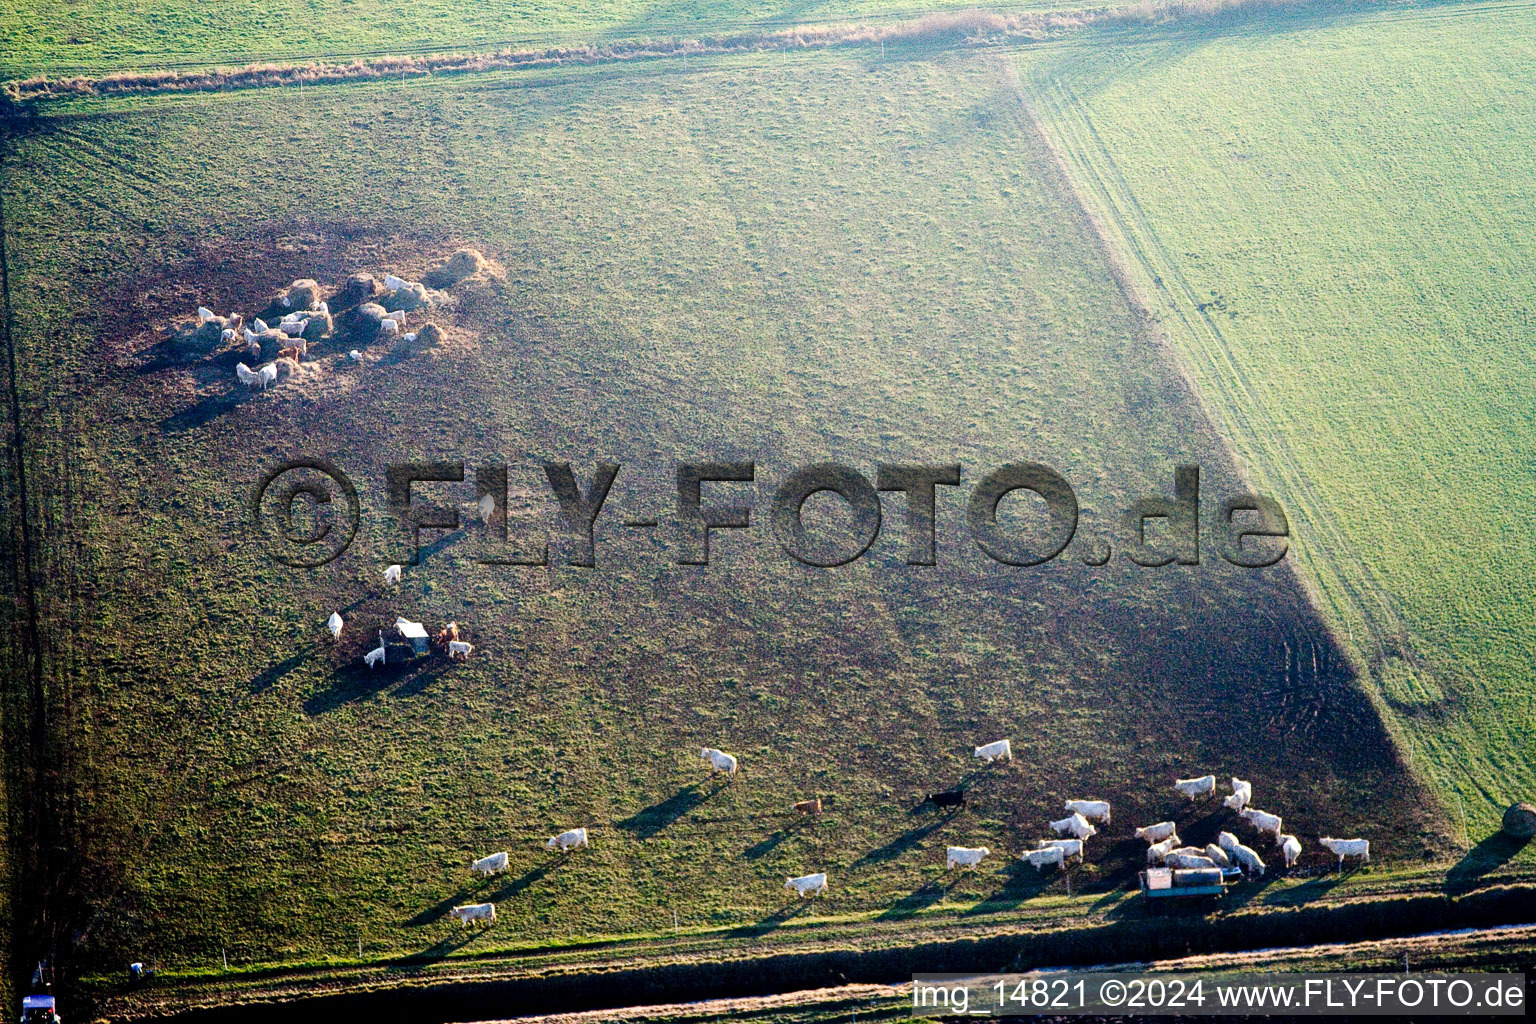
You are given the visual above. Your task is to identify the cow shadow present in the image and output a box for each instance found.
[853,815,953,867]
[877,878,949,920]
[248,651,310,695]
[398,926,491,964]
[303,659,444,714]
[615,783,719,839]
[161,390,247,433]
[488,860,560,901]
[1257,871,1345,906]
[744,829,791,861]
[404,882,492,928]
[1444,832,1531,896]
[966,862,1058,915]
[744,813,820,860]
[392,663,451,699]
[722,898,812,938]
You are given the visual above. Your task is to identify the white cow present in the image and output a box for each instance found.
[1037,838,1083,861]
[973,739,1012,763]
[1134,821,1178,844]
[1233,842,1266,876]
[701,747,738,776]
[384,274,409,292]
[363,643,386,669]
[471,851,509,876]
[1203,843,1232,869]
[451,903,495,927]
[1049,812,1096,841]
[1240,808,1283,840]
[384,564,403,584]
[326,612,343,639]
[1146,836,1181,865]
[945,846,990,870]
[197,305,216,322]
[257,363,277,389]
[1217,830,1241,854]
[402,331,419,344]
[380,318,399,335]
[1064,799,1110,824]
[317,301,329,315]
[1021,846,1065,871]
[349,349,363,361]
[221,328,236,342]
[785,872,828,897]
[478,493,496,519]
[280,319,308,336]
[253,317,269,333]
[1320,837,1369,869]
[1224,777,1252,812]
[1174,774,1216,799]
[447,640,474,661]
[547,827,589,852]
[1166,850,1217,869]
[235,362,260,388]
[1279,834,1302,868]
[386,309,407,323]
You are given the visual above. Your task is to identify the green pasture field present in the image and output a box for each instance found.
[0,39,1435,981]
[0,0,1113,81]
[1020,0,1536,842]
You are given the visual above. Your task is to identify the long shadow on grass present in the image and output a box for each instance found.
[876,878,949,921]
[161,390,248,433]
[853,813,954,867]
[405,882,492,928]
[743,813,818,860]
[303,659,447,715]
[615,783,721,840]
[248,651,310,695]
[965,862,1059,915]
[1444,831,1531,896]
[399,926,493,964]
[722,898,812,938]
[487,858,564,901]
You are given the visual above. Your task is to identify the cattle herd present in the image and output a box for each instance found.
[176,262,462,398]
[440,738,1372,928]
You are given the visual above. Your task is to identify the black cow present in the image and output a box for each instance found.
[924,789,966,809]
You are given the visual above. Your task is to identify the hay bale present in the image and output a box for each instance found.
[273,356,305,382]
[333,272,382,310]
[423,248,488,289]
[285,278,324,310]
[394,321,447,357]
[171,318,225,356]
[256,329,291,361]
[337,301,386,342]
[1503,803,1536,838]
[384,281,435,311]
[300,311,334,342]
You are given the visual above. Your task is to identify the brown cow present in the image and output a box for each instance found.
[792,797,822,816]
[277,346,303,364]
[432,621,461,652]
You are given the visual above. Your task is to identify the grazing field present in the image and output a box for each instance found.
[1020,0,1536,842]
[0,38,1437,986]
[0,0,1114,80]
